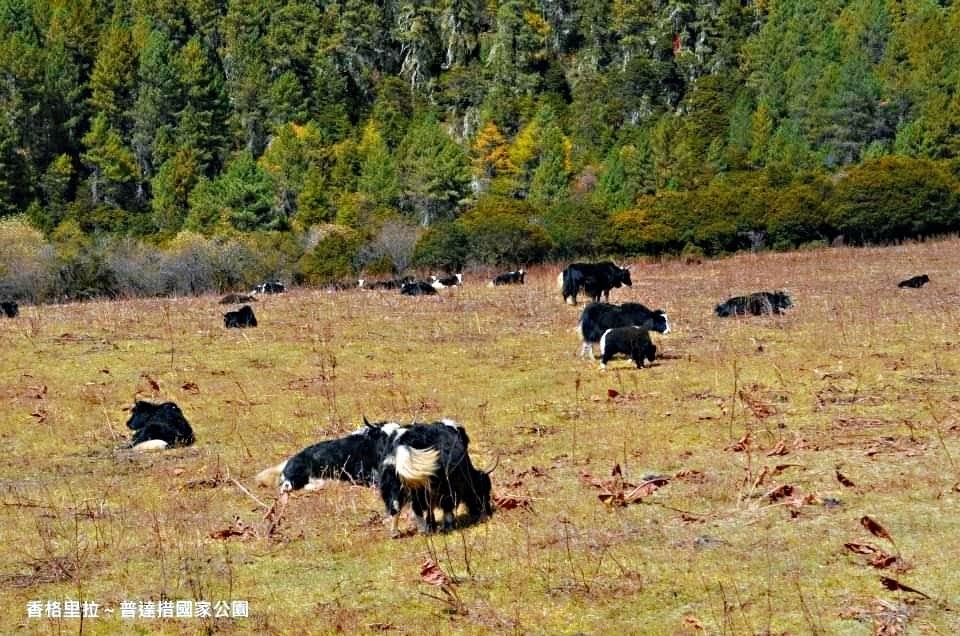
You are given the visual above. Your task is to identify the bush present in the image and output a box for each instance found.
[0,216,56,301]
[826,157,960,244]
[294,224,362,284]
[412,223,469,273]
[456,197,554,266]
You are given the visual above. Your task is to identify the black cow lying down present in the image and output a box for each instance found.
[255,421,388,492]
[599,326,657,370]
[715,291,792,317]
[490,269,525,286]
[224,304,257,328]
[400,280,438,296]
[125,400,195,451]
[898,274,929,288]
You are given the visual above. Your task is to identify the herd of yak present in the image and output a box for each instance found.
[0,262,929,537]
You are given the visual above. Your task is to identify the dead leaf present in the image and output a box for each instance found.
[492,494,532,511]
[624,477,669,503]
[420,558,454,587]
[209,515,256,540]
[868,554,898,569]
[141,373,160,393]
[836,470,856,488]
[681,614,706,631]
[607,389,620,398]
[844,542,880,556]
[861,515,895,544]
[181,382,200,394]
[725,433,750,452]
[766,440,788,456]
[879,576,930,598]
[766,484,794,501]
[752,465,769,489]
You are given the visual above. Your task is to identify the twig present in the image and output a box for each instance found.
[230,478,271,510]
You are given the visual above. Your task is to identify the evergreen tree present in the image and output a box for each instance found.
[397,115,471,225]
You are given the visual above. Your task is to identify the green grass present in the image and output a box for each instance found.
[2,241,960,634]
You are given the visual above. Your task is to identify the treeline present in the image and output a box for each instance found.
[2,0,960,300]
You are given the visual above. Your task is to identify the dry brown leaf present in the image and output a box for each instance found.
[861,515,895,544]
[752,465,769,489]
[844,542,880,555]
[420,558,454,587]
[681,614,706,631]
[492,494,532,511]
[836,470,856,488]
[766,484,794,501]
[607,388,620,398]
[868,554,898,569]
[141,373,160,392]
[766,440,788,456]
[209,515,256,540]
[624,477,669,503]
[726,433,750,452]
[674,469,705,483]
[879,576,930,598]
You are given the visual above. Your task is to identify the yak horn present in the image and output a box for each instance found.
[484,454,501,475]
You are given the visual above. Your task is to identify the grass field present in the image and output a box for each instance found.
[1,240,959,635]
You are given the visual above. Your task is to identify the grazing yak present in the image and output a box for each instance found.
[378,419,493,536]
[359,276,414,290]
[599,326,657,370]
[715,291,793,317]
[559,262,632,305]
[224,304,257,328]
[490,269,525,286]
[255,420,393,491]
[578,302,670,359]
[431,273,463,289]
[251,281,285,294]
[898,274,929,288]
[1,301,18,317]
[125,401,195,451]
[400,280,438,296]
[219,293,255,304]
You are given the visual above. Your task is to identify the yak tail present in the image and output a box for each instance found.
[255,460,288,488]
[131,439,169,452]
[394,446,440,488]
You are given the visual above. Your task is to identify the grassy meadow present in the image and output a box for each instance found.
[2,240,960,635]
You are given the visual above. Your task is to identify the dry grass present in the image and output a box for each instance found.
[1,240,960,634]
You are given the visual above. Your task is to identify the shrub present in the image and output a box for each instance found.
[457,197,554,266]
[826,157,960,244]
[294,224,362,285]
[0,216,56,301]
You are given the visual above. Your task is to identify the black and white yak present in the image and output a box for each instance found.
[490,269,525,286]
[431,273,463,289]
[125,401,196,451]
[714,291,793,317]
[578,302,670,359]
[255,420,395,491]
[400,280,439,296]
[599,326,657,370]
[377,419,494,537]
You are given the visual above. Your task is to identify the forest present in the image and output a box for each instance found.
[2,0,960,300]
